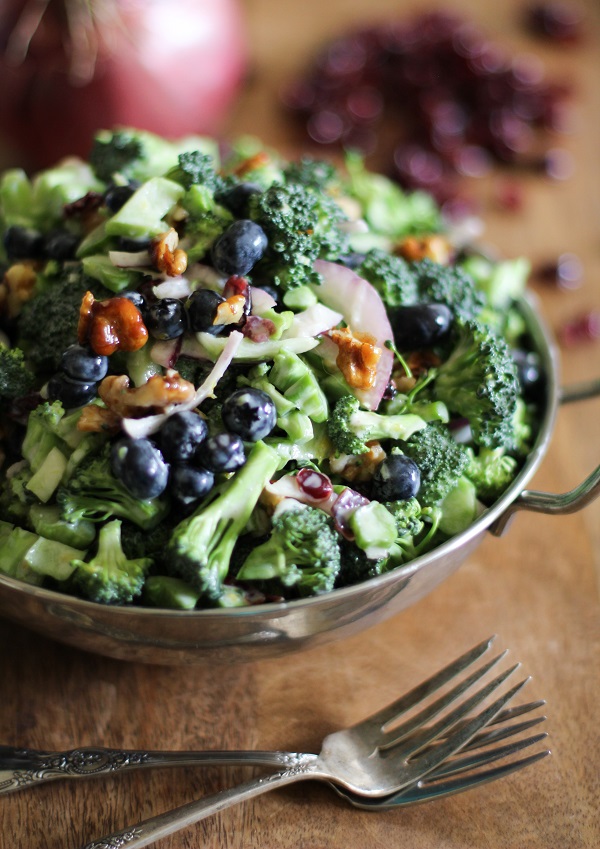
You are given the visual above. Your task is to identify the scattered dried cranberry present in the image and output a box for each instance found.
[296,467,334,502]
[282,11,574,205]
[558,310,600,346]
[526,2,584,44]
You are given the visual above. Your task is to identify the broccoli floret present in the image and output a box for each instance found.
[464,446,519,504]
[0,463,36,524]
[17,265,111,374]
[412,258,486,322]
[0,345,35,404]
[71,519,152,604]
[237,506,341,596]
[335,538,388,589]
[328,394,427,456]
[89,130,145,183]
[165,150,223,192]
[384,497,425,542]
[166,441,280,600]
[512,398,536,457]
[120,518,176,570]
[283,157,340,191]
[432,320,521,451]
[402,424,470,506]
[57,444,169,530]
[248,182,349,291]
[358,249,419,308]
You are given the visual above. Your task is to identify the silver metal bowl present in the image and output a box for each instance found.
[0,293,598,664]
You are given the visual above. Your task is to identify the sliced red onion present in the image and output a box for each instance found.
[152,276,193,299]
[150,339,182,368]
[283,303,343,339]
[108,250,151,268]
[330,487,370,539]
[250,286,277,314]
[313,259,395,410]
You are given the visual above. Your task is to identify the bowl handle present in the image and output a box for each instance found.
[490,377,600,537]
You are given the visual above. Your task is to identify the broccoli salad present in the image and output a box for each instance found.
[0,128,543,609]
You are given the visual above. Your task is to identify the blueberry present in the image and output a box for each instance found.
[3,226,44,260]
[61,345,109,382]
[144,298,187,339]
[512,349,544,399]
[159,411,208,462]
[121,290,147,311]
[211,220,268,276]
[111,437,169,499]
[372,454,421,501]
[219,182,263,217]
[185,288,227,334]
[222,388,277,442]
[196,432,246,473]
[392,303,453,350]
[104,183,138,212]
[47,373,98,408]
[43,229,79,260]
[169,464,215,515]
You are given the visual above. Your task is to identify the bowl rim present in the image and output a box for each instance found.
[0,291,560,620]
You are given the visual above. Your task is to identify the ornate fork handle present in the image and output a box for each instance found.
[0,746,300,795]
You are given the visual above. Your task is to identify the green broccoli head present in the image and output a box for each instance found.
[166,441,280,601]
[89,130,145,183]
[358,249,419,308]
[248,182,349,291]
[401,424,470,506]
[237,506,342,596]
[0,463,36,525]
[328,394,427,456]
[16,265,111,375]
[432,320,521,450]
[464,446,519,504]
[383,497,425,542]
[57,443,169,530]
[412,258,486,322]
[335,538,388,589]
[72,519,152,604]
[0,345,35,403]
[282,157,341,191]
[166,150,224,192]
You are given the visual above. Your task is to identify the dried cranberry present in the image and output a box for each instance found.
[558,311,600,347]
[296,467,333,502]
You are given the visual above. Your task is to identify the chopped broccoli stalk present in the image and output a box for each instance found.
[0,521,85,583]
[402,423,470,506]
[348,501,398,558]
[432,320,521,450]
[81,255,145,293]
[25,446,67,502]
[237,506,341,596]
[21,401,67,473]
[104,177,185,239]
[277,410,314,443]
[72,519,152,604]
[328,394,427,456]
[29,503,96,549]
[460,255,530,310]
[0,345,35,404]
[193,331,318,362]
[143,575,200,610]
[89,130,145,183]
[0,169,35,230]
[358,249,419,308]
[412,258,486,322]
[248,182,349,291]
[438,476,479,536]
[0,523,38,579]
[57,444,169,530]
[268,349,329,422]
[166,441,280,600]
[464,446,519,503]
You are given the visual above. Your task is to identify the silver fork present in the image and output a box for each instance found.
[74,637,549,849]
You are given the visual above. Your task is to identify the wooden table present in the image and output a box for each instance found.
[2,1,599,846]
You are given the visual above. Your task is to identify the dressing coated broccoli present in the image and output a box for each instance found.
[358,249,419,308]
[165,151,223,192]
[72,519,152,604]
[464,446,519,503]
[89,130,144,183]
[328,394,427,456]
[166,441,280,601]
[401,424,470,506]
[237,506,341,596]
[412,258,486,322]
[432,320,520,450]
[0,344,34,405]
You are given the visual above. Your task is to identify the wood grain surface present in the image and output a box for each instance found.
[1,1,599,847]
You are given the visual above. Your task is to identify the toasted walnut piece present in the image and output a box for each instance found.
[77,404,121,433]
[0,263,38,318]
[98,370,196,418]
[406,349,442,378]
[395,234,452,264]
[214,294,247,327]
[329,326,382,391]
[78,291,148,356]
[330,441,386,483]
[151,228,188,277]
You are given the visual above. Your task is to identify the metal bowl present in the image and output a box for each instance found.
[0,293,598,664]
